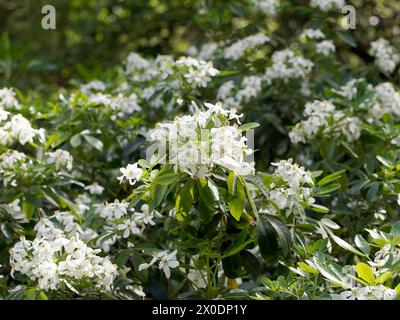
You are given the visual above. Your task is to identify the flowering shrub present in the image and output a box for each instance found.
[1,0,400,301]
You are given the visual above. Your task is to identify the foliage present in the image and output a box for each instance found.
[1,0,400,300]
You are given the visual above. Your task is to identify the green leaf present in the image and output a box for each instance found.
[327,230,367,257]
[316,170,346,186]
[349,180,369,193]
[395,283,400,294]
[130,253,148,282]
[138,159,151,168]
[70,134,81,148]
[312,252,351,288]
[376,155,391,168]
[336,30,356,47]
[175,180,194,221]
[156,171,181,185]
[37,292,48,300]
[354,235,370,255]
[45,133,61,149]
[356,262,375,285]
[116,249,131,267]
[297,262,318,275]
[228,177,245,221]
[22,199,35,221]
[365,182,380,201]
[241,250,261,279]
[196,179,215,223]
[308,204,330,213]
[376,271,392,284]
[227,170,236,196]
[223,230,254,258]
[222,253,243,279]
[83,135,103,151]
[151,184,169,208]
[267,217,291,257]
[207,179,220,201]
[238,122,260,132]
[313,183,341,196]
[257,218,278,264]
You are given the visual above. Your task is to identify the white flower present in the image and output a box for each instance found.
[187,269,207,289]
[117,163,143,185]
[0,88,21,110]
[3,114,43,145]
[310,0,345,11]
[117,219,140,238]
[236,76,263,103]
[373,82,400,118]
[334,79,363,100]
[271,158,314,189]
[290,100,360,143]
[316,40,336,56]
[371,285,397,300]
[333,287,359,300]
[46,149,73,171]
[87,92,112,106]
[126,284,146,298]
[139,250,179,279]
[85,182,105,195]
[0,150,26,171]
[217,81,236,100]
[157,250,179,278]
[95,200,129,220]
[3,199,27,222]
[253,0,276,16]
[0,107,9,121]
[133,204,160,227]
[264,49,313,84]
[370,38,400,74]
[300,28,325,40]
[224,33,270,60]
[175,57,219,88]
[198,43,218,60]
[80,80,106,94]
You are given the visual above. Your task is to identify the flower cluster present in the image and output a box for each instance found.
[9,215,117,292]
[87,92,141,120]
[372,82,400,119]
[224,33,270,60]
[0,113,45,145]
[265,159,315,217]
[217,76,264,108]
[316,40,336,56]
[125,52,156,82]
[95,200,161,247]
[143,101,254,179]
[370,38,400,74]
[300,28,326,40]
[310,0,345,11]
[253,0,277,16]
[1,199,26,222]
[0,88,21,110]
[264,49,313,84]
[46,149,74,171]
[174,57,219,88]
[80,80,106,94]
[335,285,397,300]
[95,200,130,220]
[289,100,361,144]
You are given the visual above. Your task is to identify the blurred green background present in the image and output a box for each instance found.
[1,0,399,92]
[0,0,205,91]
